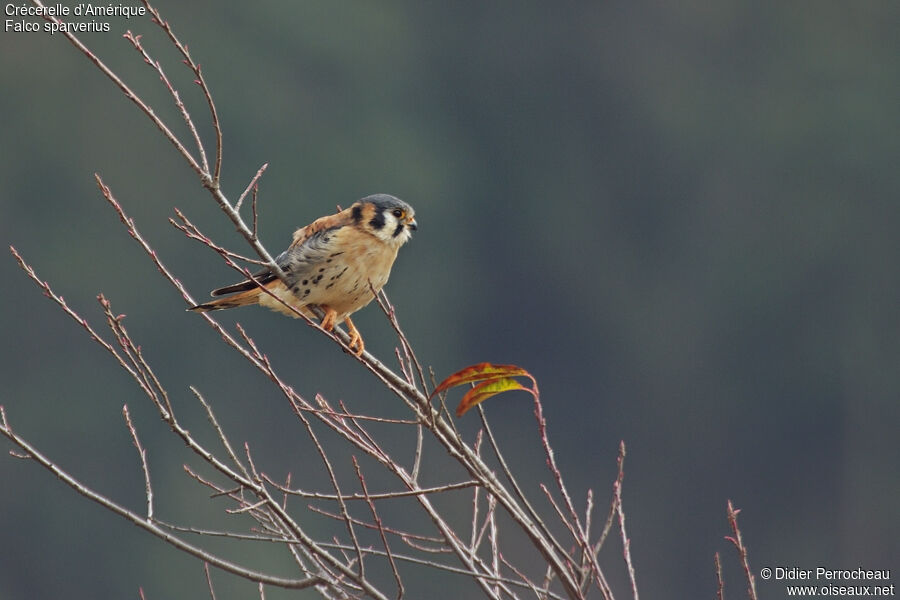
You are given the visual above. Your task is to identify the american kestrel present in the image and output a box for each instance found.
[190,194,417,355]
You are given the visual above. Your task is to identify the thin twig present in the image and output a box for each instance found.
[353,456,404,598]
[579,488,595,590]
[0,413,323,590]
[29,0,203,177]
[487,495,500,598]
[614,442,638,600]
[171,210,269,266]
[235,163,268,213]
[714,552,724,600]
[204,563,217,600]
[10,246,162,412]
[532,386,591,570]
[100,295,174,419]
[155,520,297,544]
[726,500,757,600]
[262,476,479,501]
[478,406,575,575]
[122,29,209,175]
[308,505,445,546]
[122,404,154,520]
[317,541,568,600]
[190,386,249,479]
[372,288,429,395]
[139,0,223,185]
[594,443,625,556]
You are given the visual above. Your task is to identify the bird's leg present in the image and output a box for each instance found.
[318,306,363,355]
[344,317,365,356]
[319,306,338,331]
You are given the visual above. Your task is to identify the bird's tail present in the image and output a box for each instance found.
[188,288,262,312]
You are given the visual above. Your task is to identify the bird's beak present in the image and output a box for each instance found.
[406,217,418,231]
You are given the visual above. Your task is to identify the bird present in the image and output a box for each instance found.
[189,194,417,356]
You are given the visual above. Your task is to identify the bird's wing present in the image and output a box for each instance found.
[289,206,355,249]
[208,208,355,297]
[278,223,357,286]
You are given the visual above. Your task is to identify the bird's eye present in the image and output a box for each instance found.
[392,209,403,218]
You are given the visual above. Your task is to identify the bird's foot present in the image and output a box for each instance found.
[344,317,365,356]
[319,306,338,331]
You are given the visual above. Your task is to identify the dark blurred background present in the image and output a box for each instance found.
[2,2,898,598]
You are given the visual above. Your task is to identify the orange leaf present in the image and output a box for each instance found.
[431,362,532,398]
[455,377,532,417]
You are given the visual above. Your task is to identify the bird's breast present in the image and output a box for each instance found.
[285,240,399,322]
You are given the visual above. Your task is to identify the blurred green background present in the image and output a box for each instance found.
[2,1,898,598]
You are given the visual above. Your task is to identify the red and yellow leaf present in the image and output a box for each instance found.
[430,362,532,398]
[431,362,538,417]
[456,377,531,417]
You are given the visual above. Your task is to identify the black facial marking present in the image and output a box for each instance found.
[392,222,405,238]
[369,208,386,231]
[352,205,363,223]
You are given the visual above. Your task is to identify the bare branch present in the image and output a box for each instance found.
[714,552,724,600]
[725,501,757,600]
[30,0,203,177]
[262,476,479,501]
[122,28,209,175]
[138,0,223,184]
[171,209,270,266]
[190,386,249,479]
[235,163,268,214]
[353,456,404,598]
[122,404,154,519]
[204,563,218,600]
[0,412,323,590]
[614,443,638,600]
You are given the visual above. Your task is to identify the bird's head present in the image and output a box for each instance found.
[352,194,417,246]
